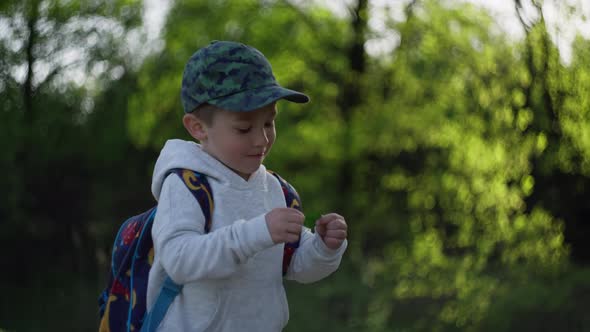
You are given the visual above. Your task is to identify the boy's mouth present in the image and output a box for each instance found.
[247,151,266,159]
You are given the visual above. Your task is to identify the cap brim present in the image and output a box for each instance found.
[209,84,310,112]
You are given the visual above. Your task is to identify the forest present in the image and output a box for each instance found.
[1,0,590,331]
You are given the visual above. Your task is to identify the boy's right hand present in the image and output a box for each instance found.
[265,208,305,244]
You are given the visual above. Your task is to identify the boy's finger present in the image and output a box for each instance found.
[321,213,344,220]
[325,229,347,239]
[276,207,305,219]
[314,225,327,236]
[286,223,302,234]
[285,233,300,243]
[287,214,305,225]
[285,208,305,218]
[316,213,344,225]
[326,219,347,230]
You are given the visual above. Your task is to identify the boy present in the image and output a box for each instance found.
[147,40,348,331]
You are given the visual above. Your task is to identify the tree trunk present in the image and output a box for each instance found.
[337,0,367,217]
[515,0,590,264]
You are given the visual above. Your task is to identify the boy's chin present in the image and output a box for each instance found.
[231,164,262,179]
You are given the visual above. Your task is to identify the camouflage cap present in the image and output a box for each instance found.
[181,40,310,113]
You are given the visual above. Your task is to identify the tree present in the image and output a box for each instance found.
[353,0,574,330]
[3,0,589,330]
[514,0,590,264]
[126,0,590,330]
[2,0,365,329]
[0,1,144,328]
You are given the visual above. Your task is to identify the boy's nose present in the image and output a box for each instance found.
[253,128,269,146]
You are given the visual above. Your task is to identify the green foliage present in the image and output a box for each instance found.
[128,0,590,330]
[2,0,590,331]
[0,1,151,329]
[559,37,590,174]
[350,1,576,330]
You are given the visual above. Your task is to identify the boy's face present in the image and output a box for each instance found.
[200,103,277,180]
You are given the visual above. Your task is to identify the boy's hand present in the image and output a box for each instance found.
[315,213,347,250]
[265,208,305,244]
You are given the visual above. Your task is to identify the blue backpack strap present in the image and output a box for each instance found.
[140,277,183,332]
[267,170,302,276]
[140,169,214,332]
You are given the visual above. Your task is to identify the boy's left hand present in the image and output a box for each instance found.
[315,213,348,250]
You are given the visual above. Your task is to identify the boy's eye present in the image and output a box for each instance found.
[236,127,251,133]
[265,121,274,127]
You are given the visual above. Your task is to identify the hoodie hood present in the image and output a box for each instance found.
[151,139,265,201]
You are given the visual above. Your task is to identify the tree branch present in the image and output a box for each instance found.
[23,0,40,123]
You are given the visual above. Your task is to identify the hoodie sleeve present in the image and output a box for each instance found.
[284,226,347,284]
[152,174,275,284]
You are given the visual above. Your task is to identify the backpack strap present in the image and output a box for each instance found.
[141,169,213,332]
[169,168,214,232]
[267,170,302,276]
[140,277,182,332]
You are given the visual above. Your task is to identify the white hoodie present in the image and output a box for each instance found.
[146,139,347,331]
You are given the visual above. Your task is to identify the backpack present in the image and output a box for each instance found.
[98,168,302,332]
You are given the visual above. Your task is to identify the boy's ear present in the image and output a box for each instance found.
[183,113,208,141]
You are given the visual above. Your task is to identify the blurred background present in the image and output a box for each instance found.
[1,0,590,331]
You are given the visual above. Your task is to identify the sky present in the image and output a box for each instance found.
[3,0,587,89]
[144,0,590,64]
[321,0,590,63]
[464,0,589,63]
